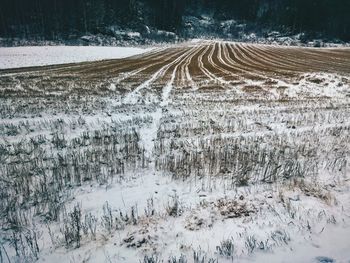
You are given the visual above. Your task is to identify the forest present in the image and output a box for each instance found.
[0,0,349,41]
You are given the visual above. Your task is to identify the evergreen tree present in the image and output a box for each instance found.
[0,0,349,41]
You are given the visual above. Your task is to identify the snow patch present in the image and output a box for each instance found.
[0,46,154,69]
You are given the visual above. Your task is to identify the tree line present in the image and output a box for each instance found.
[0,0,349,40]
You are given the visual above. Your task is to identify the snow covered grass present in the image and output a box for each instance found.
[0,46,154,69]
[1,93,349,262]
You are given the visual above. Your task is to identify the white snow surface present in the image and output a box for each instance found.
[0,46,153,69]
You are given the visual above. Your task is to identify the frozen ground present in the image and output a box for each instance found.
[0,46,154,69]
[0,41,349,263]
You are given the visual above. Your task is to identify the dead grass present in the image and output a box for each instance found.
[289,178,335,205]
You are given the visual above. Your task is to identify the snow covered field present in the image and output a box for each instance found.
[0,41,350,263]
[0,46,153,69]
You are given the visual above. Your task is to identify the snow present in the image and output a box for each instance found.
[0,46,153,69]
[31,170,350,263]
[1,40,350,263]
[245,225,350,263]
